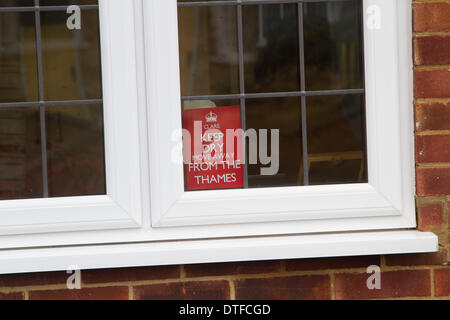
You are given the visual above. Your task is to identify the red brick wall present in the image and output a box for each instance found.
[0,0,449,300]
[413,0,450,264]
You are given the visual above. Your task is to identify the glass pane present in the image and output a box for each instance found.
[0,1,33,6]
[243,4,300,93]
[46,104,105,197]
[178,0,233,2]
[177,0,367,191]
[306,94,367,185]
[0,1,99,7]
[304,0,364,90]
[0,12,38,103]
[40,0,98,5]
[41,9,102,101]
[246,97,303,188]
[0,5,105,200]
[178,6,239,96]
[0,108,43,200]
[182,99,240,111]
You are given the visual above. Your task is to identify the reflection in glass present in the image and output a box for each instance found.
[178,6,239,96]
[0,5,105,200]
[46,105,105,197]
[41,10,102,101]
[0,1,33,7]
[0,108,43,200]
[40,0,98,5]
[177,1,367,191]
[182,99,240,111]
[178,0,233,2]
[306,94,367,185]
[243,4,300,93]
[304,0,364,90]
[0,12,38,103]
[246,97,302,188]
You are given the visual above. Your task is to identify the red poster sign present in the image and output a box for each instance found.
[182,106,244,191]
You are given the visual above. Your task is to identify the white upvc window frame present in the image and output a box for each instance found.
[145,0,418,232]
[0,0,438,275]
[0,0,143,236]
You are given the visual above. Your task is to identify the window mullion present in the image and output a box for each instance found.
[297,2,309,186]
[236,1,249,188]
[34,0,49,197]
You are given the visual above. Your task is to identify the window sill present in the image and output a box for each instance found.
[0,230,438,274]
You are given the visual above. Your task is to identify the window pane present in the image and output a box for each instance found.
[41,9,102,101]
[46,104,105,197]
[0,4,105,200]
[182,99,240,111]
[304,0,364,90]
[40,0,98,5]
[178,0,233,2]
[0,1,33,7]
[0,1,99,7]
[0,12,38,103]
[246,97,303,188]
[307,94,367,185]
[178,6,239,96]
[177,0,367,191]
[243,4,300,93]
[0,108,43,200]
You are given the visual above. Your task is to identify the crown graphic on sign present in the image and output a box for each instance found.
[205,111,218,123]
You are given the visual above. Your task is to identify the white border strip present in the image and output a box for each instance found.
[0,230,438,275]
